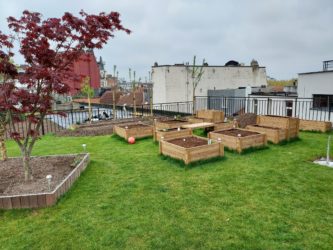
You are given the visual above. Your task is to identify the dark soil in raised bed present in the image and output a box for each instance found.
[159,119,188,124]
[118,123,151,129]
[159,128,187,132]
[215,129,260,137]
[251,125,282,130]
[168,136,208,148]
[0,155,83,195]
[56,118,143,137]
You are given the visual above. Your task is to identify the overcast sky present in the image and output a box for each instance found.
[0,0,332,81]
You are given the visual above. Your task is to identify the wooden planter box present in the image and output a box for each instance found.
[256,115,299,140]
[188,117,205,123]
[213,122,235,131]
[188,110,225,123]
[299,119,332,132]
[246,125,287,144]
[154,128,192,142]
[197,109,225,123]
[0,154,90,210]
[208,128,267,153]
[159,136,224,165]
[154,119,190,130]
[113,123,153,140]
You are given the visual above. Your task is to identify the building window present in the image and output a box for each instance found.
[313,95,333,109]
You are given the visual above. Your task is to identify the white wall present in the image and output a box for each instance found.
[298,71,333,98]
[152,65,267,103]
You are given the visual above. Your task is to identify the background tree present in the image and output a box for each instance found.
[128,68,137,115]
[0,32,17,161]
[132,70,137,115]
[81,76,93,123]
[187,56,205,114]
[5,10,130,181]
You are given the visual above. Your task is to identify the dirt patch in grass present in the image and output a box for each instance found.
[168,136,208,148]
[215,129,259,137]
[0,155,82,195]
[56,118,143,137]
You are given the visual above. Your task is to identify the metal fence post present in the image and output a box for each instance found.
[70,109,74,124]
[328,96,331,121]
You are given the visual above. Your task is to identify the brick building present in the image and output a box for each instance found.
[65,51,101,95]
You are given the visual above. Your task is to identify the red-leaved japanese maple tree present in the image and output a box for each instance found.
[5,10,130,181]
[0,32,18,161]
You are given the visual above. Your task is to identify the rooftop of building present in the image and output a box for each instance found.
[299,60,333,75]
[152,60,265,69]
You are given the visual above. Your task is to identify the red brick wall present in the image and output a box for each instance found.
[65,52,101,95]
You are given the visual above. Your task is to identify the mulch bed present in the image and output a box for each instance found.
[55,118,143,137]
[234,113,257,128]
[0,155,82,196]
[215,129,260,137]
[168,136,208,148]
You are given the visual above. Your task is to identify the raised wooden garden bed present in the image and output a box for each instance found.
[188,109,224,123]
[299,119,332,132]
[113,123,153,140]
[154,119,190,130]
[246,125,287,144]
[256,115,299,139]
[154,128,192,142]
[208,128,267,153]
[0,154,90,210]
[213,121,235,131]
[159,136,224,164]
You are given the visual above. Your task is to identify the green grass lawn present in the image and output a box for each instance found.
[1,132,333,249]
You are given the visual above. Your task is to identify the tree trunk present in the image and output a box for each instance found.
[22,149,33,181]
[192,89,196,115]
[133,87,136,115]
[88,94,92,124]
[0,126,7,161]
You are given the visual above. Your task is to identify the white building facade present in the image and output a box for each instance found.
[152,63,267,104]
[246,62,333,122]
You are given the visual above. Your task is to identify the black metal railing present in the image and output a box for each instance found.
[195,96,332,122]
[4,96,332,139]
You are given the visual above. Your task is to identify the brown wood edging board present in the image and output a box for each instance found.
[0,153,90,210]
